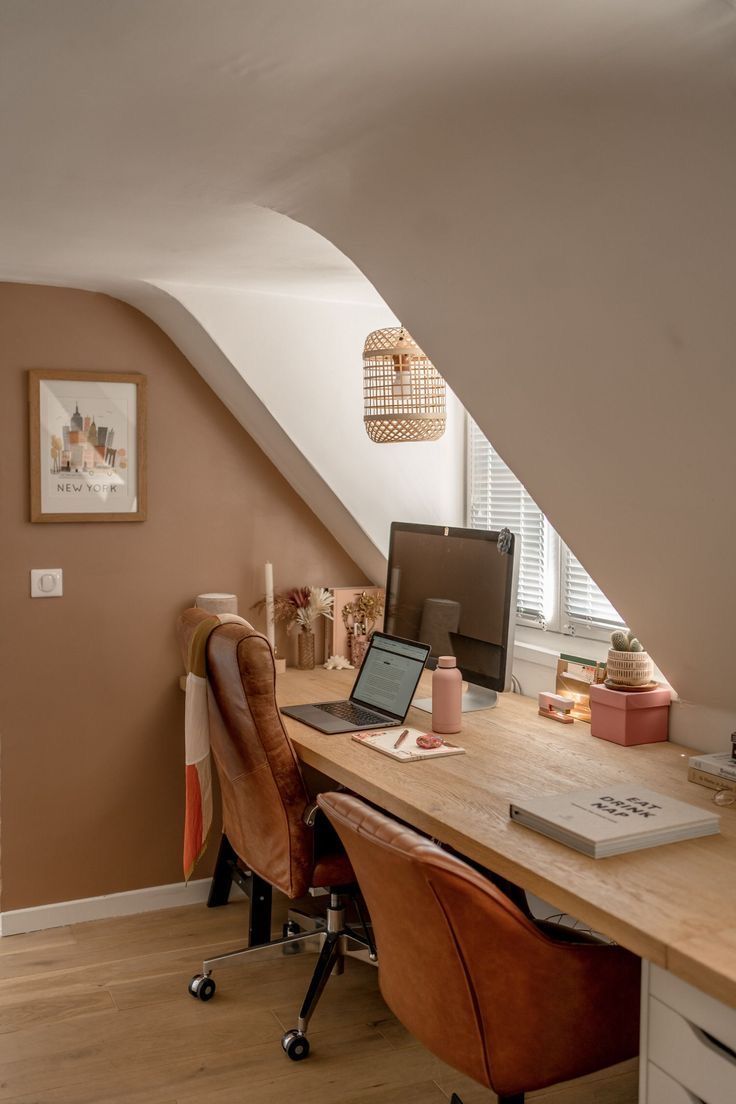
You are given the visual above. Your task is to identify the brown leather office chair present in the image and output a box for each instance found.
[318,791,640,1104]
[177,609,375,1061]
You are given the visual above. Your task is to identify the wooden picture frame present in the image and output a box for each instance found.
[28,369,147,523]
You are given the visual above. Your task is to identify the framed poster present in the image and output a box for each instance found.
[29,369,147,522]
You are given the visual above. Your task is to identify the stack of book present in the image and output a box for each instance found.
[688,750,736,795]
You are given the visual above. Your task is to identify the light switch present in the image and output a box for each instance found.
[31,569,63,598]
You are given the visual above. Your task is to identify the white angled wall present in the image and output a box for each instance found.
[156,283,466,562]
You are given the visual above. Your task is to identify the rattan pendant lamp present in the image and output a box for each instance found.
[362,327,446,443]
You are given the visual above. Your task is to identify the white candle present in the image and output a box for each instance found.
[264,562,275,650]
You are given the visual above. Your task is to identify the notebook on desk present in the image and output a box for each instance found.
[280,632,430,734]
[352,727,465,762]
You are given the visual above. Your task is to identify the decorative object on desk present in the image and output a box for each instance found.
[323,654,354,670]
[195,592,238,615]
[254,585,334,670]
[362,327,446,443]
[297,629,315,670]
[342,589,385,667]
[555,653,607,722]
[415,732,445,749]
[538,691,575,724]
[432,656,463,734]
[606,629,654,687]
[510,784,720,858]
[348,634,368,668]
[326,586,385,662]
[590,683,670,746]
[28,368,147,522]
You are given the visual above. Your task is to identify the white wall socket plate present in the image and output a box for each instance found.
[31,569,63,598]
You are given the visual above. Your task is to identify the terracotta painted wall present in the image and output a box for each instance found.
[0,284,365,911]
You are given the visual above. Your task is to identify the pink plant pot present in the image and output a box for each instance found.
[590,683,671,746]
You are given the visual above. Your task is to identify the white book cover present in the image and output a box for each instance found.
[510,784,719,858]
[689,752,736,781]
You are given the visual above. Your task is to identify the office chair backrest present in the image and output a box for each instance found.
[318,791,640,1097]
[178,608,313,898]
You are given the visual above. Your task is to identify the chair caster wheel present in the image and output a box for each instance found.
[188,974,216,1001]
[281,1029,310,1061]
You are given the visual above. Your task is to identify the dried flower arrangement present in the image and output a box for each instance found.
[258,586,334,633]
[341,590,385,638]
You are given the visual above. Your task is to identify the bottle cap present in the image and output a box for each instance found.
[438,656,457,668]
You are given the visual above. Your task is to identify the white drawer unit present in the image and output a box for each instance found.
[641,963,736,1104]
[648,1064,704,1104]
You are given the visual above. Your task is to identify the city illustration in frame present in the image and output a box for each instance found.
[28,369,147,522]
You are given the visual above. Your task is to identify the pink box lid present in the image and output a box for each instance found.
[589,683,671,711]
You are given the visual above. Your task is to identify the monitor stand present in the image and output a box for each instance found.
[413,685,498,714]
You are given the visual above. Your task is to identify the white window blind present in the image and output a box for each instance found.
[468,420,546,621]
[562,548,624,630]
[468,417,624,638]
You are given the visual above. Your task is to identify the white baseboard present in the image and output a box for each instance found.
[0,878,215,937]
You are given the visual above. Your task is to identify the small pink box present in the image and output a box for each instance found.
[589,684,671,746]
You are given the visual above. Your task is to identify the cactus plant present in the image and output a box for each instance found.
[610,630,646,653]
[607,629,652,686]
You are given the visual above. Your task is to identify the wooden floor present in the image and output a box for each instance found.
[0,898,638,1103]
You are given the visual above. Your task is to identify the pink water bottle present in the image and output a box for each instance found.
[432,656,462,734]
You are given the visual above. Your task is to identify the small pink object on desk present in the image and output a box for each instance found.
[538,692,575,724]
[431,656,463,734]
[590,683,671,746]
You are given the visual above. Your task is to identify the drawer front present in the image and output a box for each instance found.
[648,1063,703,1104]
[650,964,736,1054]
[649,996,736,1104]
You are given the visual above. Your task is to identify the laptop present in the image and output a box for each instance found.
[280,632,431,734]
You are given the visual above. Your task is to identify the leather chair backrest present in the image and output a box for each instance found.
[318,791,640,1097]
[178,608,313,898]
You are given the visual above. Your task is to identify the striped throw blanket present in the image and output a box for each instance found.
[183,613,248,880]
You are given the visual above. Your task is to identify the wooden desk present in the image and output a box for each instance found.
[279,667,736,1011]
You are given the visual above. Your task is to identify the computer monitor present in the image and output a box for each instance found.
[384,522,519,712]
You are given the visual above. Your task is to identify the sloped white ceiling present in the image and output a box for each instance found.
[1,1,735,707]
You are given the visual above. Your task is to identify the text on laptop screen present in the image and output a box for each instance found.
[351,636,428,718]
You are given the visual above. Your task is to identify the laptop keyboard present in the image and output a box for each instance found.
[315,701,388,726]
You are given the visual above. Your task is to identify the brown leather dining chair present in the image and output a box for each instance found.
[318,791,641,1104]
[177,609,375,1061]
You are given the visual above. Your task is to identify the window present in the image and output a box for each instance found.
[467,418,624,639]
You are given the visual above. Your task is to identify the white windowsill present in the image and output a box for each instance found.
[513,626,610,669]
[513,625,673,701]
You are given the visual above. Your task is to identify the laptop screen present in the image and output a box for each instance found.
[351,633,430,719]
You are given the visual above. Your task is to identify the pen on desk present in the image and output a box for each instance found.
[393,728,409,749]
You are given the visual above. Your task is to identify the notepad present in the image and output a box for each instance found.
[352,727,465,762]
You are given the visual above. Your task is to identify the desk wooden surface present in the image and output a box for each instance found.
[279,667,736,1010]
